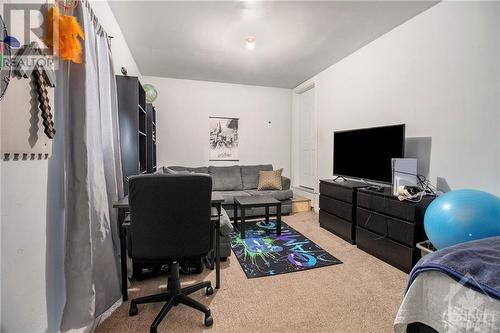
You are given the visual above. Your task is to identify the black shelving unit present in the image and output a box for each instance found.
[152,106,157,172]
[116,76,157,193]
[146,103,157,173]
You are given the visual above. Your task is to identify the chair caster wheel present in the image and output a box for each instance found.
[206,286,214,296]
[150,326,157,333]
[129,303,138,316]
[204,314,213,327]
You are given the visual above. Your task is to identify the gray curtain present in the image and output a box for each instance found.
[60,1,124,331]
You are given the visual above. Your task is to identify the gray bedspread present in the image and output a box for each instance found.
[408,236,500,300]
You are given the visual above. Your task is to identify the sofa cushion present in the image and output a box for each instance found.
[241,164,273,189]
[156,166,180,174]
[154,166,167,174]
[168,166,209,174]
[245,189,293,201]
[213,190,250,204]
[209,166,243,191]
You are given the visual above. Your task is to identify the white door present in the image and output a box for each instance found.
[297,87,316,190]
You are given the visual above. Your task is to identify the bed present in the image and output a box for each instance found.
[394,236,500,333]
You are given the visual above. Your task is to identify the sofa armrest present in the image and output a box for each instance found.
[219,208,233,237]
[282,176,291,190]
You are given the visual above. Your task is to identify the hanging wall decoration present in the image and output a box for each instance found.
[1,41,55,159]
[33,66,56,138]
[0,13,19,101]
[13,42,56,85]
[1,3,55,160]
[45,0,85,64]
[18,43,56,139]
[209,117,239,161]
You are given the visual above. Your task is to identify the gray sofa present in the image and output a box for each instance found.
[158,164,293,259]
[165,164,293,218]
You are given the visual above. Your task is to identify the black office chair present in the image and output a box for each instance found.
[127,174,214,333]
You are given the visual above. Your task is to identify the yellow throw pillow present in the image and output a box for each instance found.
[257,169,283,190]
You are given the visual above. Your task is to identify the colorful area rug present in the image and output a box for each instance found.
[230,220,342,278]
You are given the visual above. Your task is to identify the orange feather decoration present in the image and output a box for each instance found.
[45,6,85,64]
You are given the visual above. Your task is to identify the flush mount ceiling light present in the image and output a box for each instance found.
[246,36,256,50]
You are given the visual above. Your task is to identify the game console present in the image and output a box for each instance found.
[392,158,417,196]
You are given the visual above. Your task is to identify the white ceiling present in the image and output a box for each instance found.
[109,1,437,88]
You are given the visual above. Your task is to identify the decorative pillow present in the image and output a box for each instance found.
[257,169,283,191]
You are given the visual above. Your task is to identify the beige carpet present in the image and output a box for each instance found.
[96,211,407,333]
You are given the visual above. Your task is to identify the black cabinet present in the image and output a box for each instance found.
[356,187,434,273]
[319,210,353,242]
[318,180,366,244]
[319,179,434,273]
[116,76,158,193]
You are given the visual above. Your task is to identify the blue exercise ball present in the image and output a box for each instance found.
[424,189,500,249]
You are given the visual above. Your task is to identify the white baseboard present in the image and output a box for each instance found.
[293,186,319,212]
[313,203,319,213]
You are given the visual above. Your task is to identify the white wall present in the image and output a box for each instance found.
[1,161,55,332]
[0,2,61,331]
[90,0,141,77]
[144,76,292,175]
[293,1,500,206]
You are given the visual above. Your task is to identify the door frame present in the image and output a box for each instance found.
[291,81,318,202]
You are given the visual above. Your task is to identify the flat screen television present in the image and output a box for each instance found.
[333,124,405,183]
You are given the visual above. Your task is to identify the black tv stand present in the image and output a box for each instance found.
[319,179,367,244]
[319,179,435,272]
[332,175,348,182]
[365,185,386,192]
[356,187,434,272]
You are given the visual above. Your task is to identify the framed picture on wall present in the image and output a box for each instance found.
[209,116,239,161]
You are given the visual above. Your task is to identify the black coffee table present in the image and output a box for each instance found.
[233,195,282,239]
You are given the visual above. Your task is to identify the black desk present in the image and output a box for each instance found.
[113,193,224,301]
